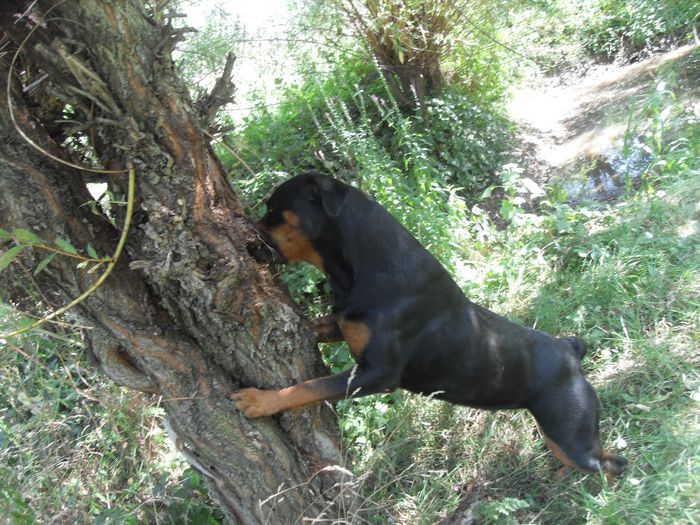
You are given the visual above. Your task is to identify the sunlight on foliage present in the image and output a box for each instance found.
[2,0,698,522]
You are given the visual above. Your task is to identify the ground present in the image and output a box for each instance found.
[430,43,700,524]
[508,44,700,201]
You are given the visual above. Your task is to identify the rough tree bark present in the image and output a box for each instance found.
[0,2,353,523]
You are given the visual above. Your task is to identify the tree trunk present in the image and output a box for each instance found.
[337,0,446,111]
[0,2,352,523]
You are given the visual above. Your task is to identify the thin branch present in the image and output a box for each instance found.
[204,129,257,178]
[197,52,236,126]
[6,8,128,175]
[0,166,137,341]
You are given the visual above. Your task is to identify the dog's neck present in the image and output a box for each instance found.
[314,239,354,309]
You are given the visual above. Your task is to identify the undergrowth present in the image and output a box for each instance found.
[504,0,699,75]
[323,56,700,524]
[0,308,223,524]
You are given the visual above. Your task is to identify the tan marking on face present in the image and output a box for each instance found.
[339,319,371,359]
[264,211,324,271]
[284,210,300,226]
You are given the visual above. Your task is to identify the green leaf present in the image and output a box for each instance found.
[54,238,78,255]
[86,244,99,259]
[500,200,518,221]
[34,253,56,275]
[0,228,11,239]
[12,228,42,245]
[520,177,545,198]
[480,185,496,199]
[0,245,25,271]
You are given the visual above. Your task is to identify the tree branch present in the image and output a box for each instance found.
[196,51,236,129]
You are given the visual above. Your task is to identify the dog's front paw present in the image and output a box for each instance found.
[231,388,281,418]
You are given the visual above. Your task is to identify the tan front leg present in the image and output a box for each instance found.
[232,365,398,418]
[232,383,330,418]
[232,370,355,418]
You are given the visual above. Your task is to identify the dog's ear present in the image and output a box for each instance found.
[313,176,348,218]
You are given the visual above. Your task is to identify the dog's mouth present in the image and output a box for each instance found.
[255,223,287,264]
[244,219,287,264]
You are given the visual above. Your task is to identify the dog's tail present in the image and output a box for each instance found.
[561,336,588,361]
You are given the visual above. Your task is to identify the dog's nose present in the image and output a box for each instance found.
[243,219,286,264]
[255,222,287,264]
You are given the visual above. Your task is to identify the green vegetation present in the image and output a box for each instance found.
[583,0,699,58]
[2,0,698,522]
[0,309,224,524]
[506,0,699,73]
[325,67,700,523]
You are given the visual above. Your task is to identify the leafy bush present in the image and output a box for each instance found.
[503,0,698,75]
[581,0,698,58]
[226,58,376,180]
[421,93,511,191]
[499,0,596,74]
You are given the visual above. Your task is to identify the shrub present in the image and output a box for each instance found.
[582,0,699,58]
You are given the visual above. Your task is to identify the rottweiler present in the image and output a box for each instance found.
[233,172,627,478]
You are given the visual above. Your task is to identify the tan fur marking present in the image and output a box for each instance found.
[544,434,624,480]
[339,319,371,359]
[232,382,331,418]
[600,451,625,482]
[543,435,579,470]
[265,211,324,271]
[284,210,301,226]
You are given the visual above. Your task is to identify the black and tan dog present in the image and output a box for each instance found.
[234,172,627,478]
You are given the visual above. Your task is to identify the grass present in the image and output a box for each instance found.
[0,308,223,524]
[329,67,699,524]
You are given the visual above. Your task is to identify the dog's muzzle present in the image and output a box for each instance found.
[242,218,286,264]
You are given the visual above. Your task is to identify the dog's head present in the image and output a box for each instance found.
[257,173,349,270]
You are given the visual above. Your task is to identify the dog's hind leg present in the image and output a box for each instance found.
[529,376,627,479]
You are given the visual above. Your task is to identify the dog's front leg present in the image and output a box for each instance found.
[232,366,398,418]
[310,314,344,343]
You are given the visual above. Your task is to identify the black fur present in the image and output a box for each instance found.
[250,172,627,477]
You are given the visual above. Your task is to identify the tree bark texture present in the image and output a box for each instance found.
[0,2,352,523]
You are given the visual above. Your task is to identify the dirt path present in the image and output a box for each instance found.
[507,44,699,200]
